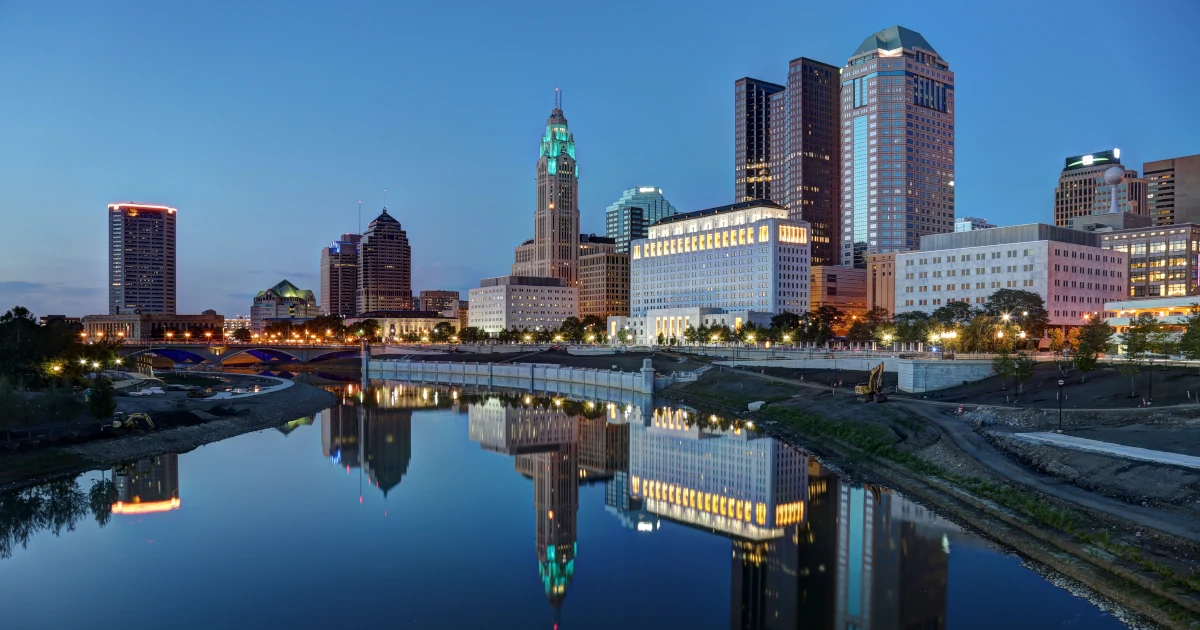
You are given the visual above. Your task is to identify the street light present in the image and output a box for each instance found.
[1057,379,1065,431]
[52,365,61,373]
[166,332,174,340]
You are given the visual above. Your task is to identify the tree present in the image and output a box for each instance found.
[892,311,930,342]
[741,322,763,344]
[863,306,891,326]
[1073,317,1112,383]
[354,319,381,340]
[807,306,843,344]
[682,325,698,345]
[579,315,606,334]
[86,376,117,420]
[1047,329,1067,354]
[846,319,875,342]
[992,351,1016,389]
[308,314,346,340]
[1014,353,1036,395]
[616,328,630,344]
[931,302,976,328]
[459,327,484,343]
[1120,313,1160,397]
[232,328,252,342]
[1178,308,1200,362]
[430,322,456,342]
[983,289,1050,338]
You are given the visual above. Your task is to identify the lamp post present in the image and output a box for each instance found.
[1057,379,1065,431]
[1148,358,1154,404]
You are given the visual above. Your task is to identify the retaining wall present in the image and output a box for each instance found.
[898,359,995,393]
[368,359,657,394]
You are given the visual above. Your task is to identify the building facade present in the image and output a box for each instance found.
[467,276,578,335]
[108,202,177,315]
[604,187,678,254]
[954,217,995,232]
[513,91,581,288]
[894,224,1126,326]
[320,233,361,317]
[1053,149,1146,227]
[840,26,955,267]
[579,252,630,319]
[83,312,223,341]
[1144,153,1200,226]
[809,266,867,329]
[578,233,616,256]
[419,290,460,314]
[866,253,896,315]
[734,78,786,204]
[1099,224,1200,298]
[347,311,459,339]
[357,208,413,314]
[251,279,319,332]
[222,316,251,335]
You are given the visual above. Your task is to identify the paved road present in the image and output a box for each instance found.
[1010,432,1200,471]
[671,357,1200,542]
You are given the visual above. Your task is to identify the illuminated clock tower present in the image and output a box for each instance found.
[515,89,581,287]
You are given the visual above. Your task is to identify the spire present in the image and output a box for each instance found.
[554,86,561,111]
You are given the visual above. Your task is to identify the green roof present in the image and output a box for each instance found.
[852,26,938,58]
[256,279,314,300]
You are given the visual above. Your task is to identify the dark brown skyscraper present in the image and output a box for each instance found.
[356,208,413,313]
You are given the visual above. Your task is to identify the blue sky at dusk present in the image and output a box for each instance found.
[1,0,1197,317]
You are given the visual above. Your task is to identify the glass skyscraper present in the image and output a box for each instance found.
[839,26,955,268]
[603,187,678,254]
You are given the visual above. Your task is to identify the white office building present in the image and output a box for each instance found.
[467,276,578,335]
[894,224,1126,326]
[610,201,811,345]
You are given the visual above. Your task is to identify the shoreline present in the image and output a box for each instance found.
[0,381,337,493]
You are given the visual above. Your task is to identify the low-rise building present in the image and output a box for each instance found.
[809,266,867,331]
[607,308,770,345]
[82,313,224,341]
[223,315,252,335]
[613,200,810,345]
[894,224,1126,327]
[419,290,460,314]
[866,253,896,316]
[1099,223,1200,299]
[467,276,578,335]
[580,252,630,319]
[251,280,319,332]
[347,311,458,340]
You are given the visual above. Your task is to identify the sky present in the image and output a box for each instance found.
[1,0,1198,318]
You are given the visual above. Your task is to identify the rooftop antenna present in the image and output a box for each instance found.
[384,189,388,211]
[555,86,561,110]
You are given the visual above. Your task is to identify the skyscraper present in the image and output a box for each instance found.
[320,233,361,317]
[734,78,785,204]
[107,202,177,315]
[513,90,581,288]
[604,187,678,254]
[356,208,413,313]
[1143,153,1200,226]
[1053,149,1146,227]
[735,60,840,266]
[840,26,955,267]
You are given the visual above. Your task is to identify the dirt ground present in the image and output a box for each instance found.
[729,365,900,391]
[928,363,1200,409]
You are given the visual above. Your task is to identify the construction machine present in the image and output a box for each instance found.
[854,362,887,402]
[110,412,155,431]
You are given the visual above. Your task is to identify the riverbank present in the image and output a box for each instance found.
[660,365,1200,629]
[0,380,337,492]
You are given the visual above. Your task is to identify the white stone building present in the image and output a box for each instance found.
[467,276,578,335]
[894,224,1127,326]
[610,201,810,345]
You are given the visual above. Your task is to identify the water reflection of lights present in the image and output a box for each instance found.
[112,497,181,514]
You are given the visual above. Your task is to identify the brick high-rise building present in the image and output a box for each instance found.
[419,290,460,314]
[513,89,581,288]
[320,233,360,317]
[107,202,177,314]
[356,208,413,313]
[1144,153,1200,226]
[840,26,955,267]
[579,252,630,319]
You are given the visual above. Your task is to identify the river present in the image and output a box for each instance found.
[0,381,1133,629]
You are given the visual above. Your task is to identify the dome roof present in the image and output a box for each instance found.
[852,26,939,58]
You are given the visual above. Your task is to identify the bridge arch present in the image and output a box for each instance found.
[217,347,303,364]
[120,347,215,364]
[308,349,363,362]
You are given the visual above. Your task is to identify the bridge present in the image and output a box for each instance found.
[115,343,437,365]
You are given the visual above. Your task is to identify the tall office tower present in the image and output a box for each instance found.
[840,26,955,268]
[604,187,678,254]
[1053,149,1146,227]
[320,233,361,316]
[513,90,581,287]
[107,202,177,314]
[734,78,786,203]
[784,58,841,265]
[356,208,413,313]
[1144,153,1200,226]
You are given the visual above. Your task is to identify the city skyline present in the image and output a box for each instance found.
[2,2,1198,317]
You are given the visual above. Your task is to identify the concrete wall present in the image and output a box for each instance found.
[897,359,994,393]
[368,359,656,394]
[714,358,897,372]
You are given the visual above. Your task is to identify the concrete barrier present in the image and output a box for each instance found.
[714,358,897,372]
[898,359,994,393]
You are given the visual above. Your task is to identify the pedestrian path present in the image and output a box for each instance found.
[1010,432,1200,470]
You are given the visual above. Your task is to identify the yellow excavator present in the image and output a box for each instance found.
[854,363,888,403]
[111,412,155,431]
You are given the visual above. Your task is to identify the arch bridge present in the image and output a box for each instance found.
[115,343,422,365]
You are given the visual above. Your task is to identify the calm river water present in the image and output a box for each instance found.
[0,382,1131,629]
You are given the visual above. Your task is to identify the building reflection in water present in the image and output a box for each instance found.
[112,454,180,515]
